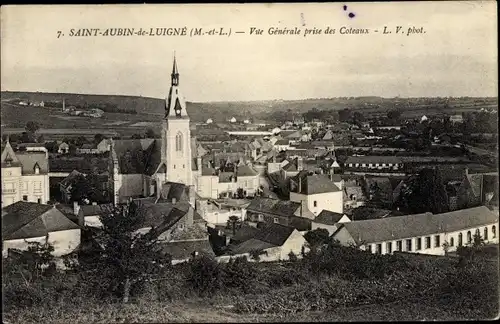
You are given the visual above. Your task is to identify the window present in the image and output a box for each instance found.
[467,231,472,243]
[22,195,28,201]
[313,201,317,207]
[34,166,40,174]
[416,238,422,250]
[434,235,440,248]
[484,227,488,240]
[175,132,183,152]
[425,237,431,249]
[178,223,184,230]
[386,242,392,254]
[492,225,496,238]
[396,240,402,251]
[173,165,176,169]
[406,239,412,252]
[258,214,264,222]
[367,245,372,253]
[273,218,279,224]
[450,237,454,247]
[376,244,382,254]
[458,233,463,246]
[37,198,41,204]
[34,181,42,192]
[475,228,480,238]
[183,164,185,169]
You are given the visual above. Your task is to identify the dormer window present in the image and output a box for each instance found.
[34,163,40,174]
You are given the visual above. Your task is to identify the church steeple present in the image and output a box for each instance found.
[171,53,179,86]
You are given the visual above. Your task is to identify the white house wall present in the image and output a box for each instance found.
[279,230,309,260]
[115,174,144,203]
[359,222,499,256]
[1,167,49,207]
[290,191,343,216]
[2,229,81,258]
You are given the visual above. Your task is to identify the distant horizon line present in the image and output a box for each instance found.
[1,89,498,103]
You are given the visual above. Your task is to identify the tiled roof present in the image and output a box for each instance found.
[219,172,235,183]
[274,139,289,145]
[335,206,498,245]
[290,171,341,195]
[230,224,261,243]
[141,201,191,230]
[315,210,345,225]
[345,156,403,165]
[246,197,300,218]
[2,202,79,240]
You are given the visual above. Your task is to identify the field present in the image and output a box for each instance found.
[2,91,497,130]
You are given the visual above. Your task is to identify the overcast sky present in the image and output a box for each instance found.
[1,2,497,102]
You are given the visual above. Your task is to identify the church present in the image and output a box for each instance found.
[109,56,260,205]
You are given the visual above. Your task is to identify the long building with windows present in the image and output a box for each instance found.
[331,206,498,256]
[1,140,50,207]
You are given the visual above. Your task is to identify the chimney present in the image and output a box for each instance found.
[172,197,177,204]
[92,202,97,206]
[297,156,303,171]
[73,201,80,215]
[298,176,302,193]
[186,205,194,226]
[188,185,196,209]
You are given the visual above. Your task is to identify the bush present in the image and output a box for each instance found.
[187,256,224,296]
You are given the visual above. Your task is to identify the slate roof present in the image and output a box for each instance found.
[2,202,80,240]
[230,224,261,243]
[158,182,190,202]
[334,206,498,245]
[228,238,277,254]
[60,170,85,187]
[246,197,300,218]
[345,156,403,165]
[79,203,114,217]
[16,152,49,175]
[237,165,258,177]
[157,239,215,260]
[275,139,289,146]
[282,158,299,171]
[314,210,346,225]
[253,222,296,246]
[141,201,191,230]
[290,171,341,195]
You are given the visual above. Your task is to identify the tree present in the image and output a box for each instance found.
[25,121,40,134]
[131,133,143,139]
[387,109,402,121]
[44,141,58,153]
[145,128,156,139]
[94,134,104,145]
[395,168,450,214]
[19,132,35,143]
[338,108,351,123]
[69,174,92,203]
[226,215,241,235]
[304,228,330,251]
[80,201,168,303]
[236,188,245,199]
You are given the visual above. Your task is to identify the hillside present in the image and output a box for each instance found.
[1,91,497,128]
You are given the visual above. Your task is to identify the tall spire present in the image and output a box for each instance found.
[171,51,179,86]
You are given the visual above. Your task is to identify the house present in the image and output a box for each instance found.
[274,139,291,152]
[196,199,244,225]
[343,178,366,209]
[344,156,403,170]
[457,170,499,209]
[449,114,463,124]
[280,157,304,179]
[245,197,314,231]
[73,202,114,227]
[331,206,499,256]
[77,144,99,154]
[2,201,81,258]
[364,176,405,208]
[96,139,112,153]
[322,130,334,141]
[58,142,70,154]
[311,210,351,234]
[17,143,48,155]
[1,140,50,207]
[206,118,213,124]
[289,170,343,215]
[223,223,309,262]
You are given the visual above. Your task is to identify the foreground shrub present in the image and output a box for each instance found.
[187,255,224,296]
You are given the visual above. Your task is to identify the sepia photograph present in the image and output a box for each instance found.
[1,2,498,322]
